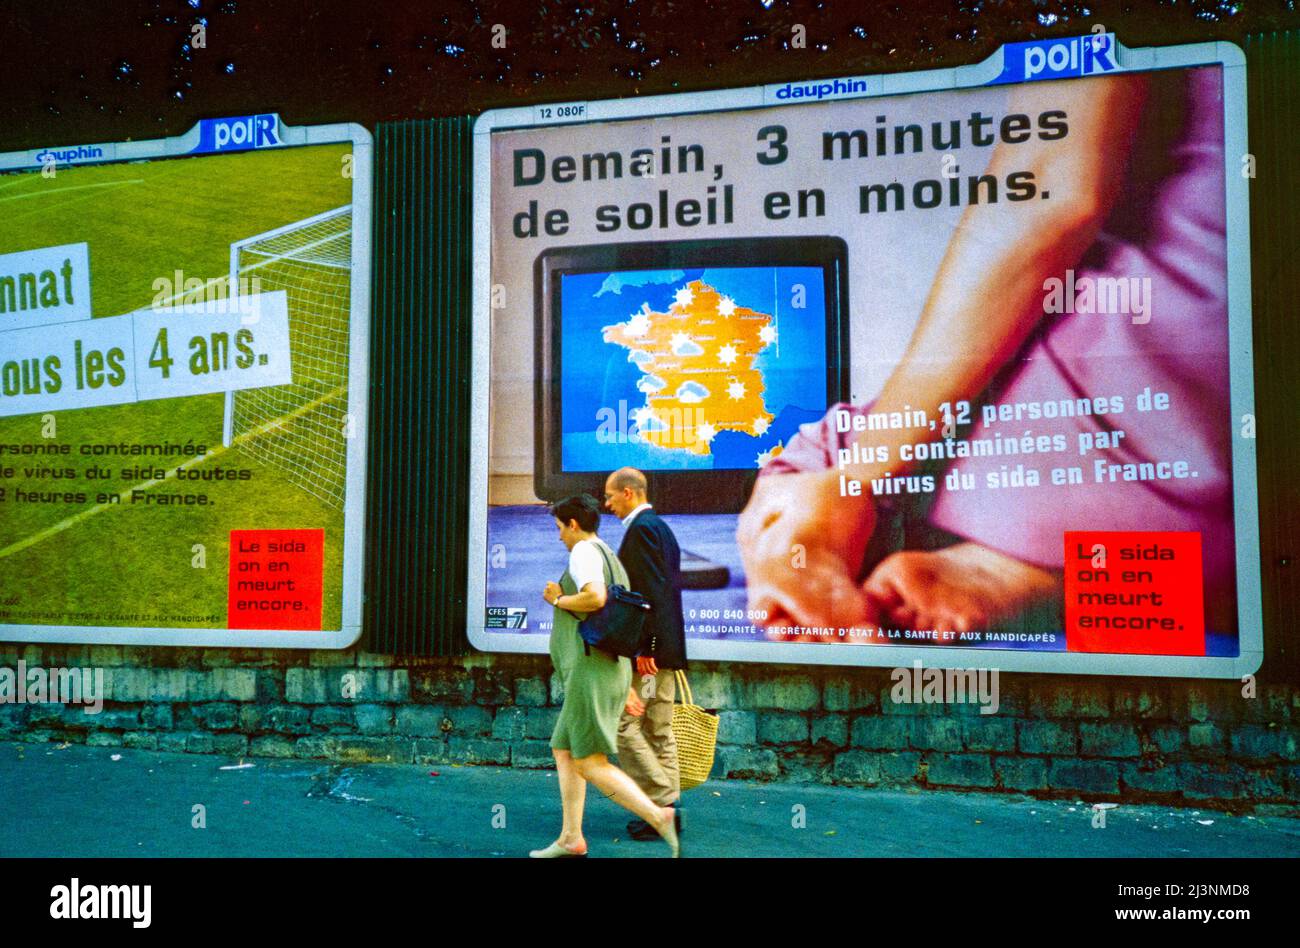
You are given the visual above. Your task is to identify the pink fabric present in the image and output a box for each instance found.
[764,67,1235,601]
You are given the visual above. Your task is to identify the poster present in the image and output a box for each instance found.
[469,36,1261,676]
[0,116,372,648]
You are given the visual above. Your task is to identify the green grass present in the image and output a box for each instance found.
[0,144,353,631]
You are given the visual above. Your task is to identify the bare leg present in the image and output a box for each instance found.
[552,749,588,854]
[574,754,675,835]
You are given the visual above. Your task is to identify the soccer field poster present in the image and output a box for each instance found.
[467,36,1262,677]
[0,115,372,648]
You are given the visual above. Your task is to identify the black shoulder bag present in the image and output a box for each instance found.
[563,542,652,658]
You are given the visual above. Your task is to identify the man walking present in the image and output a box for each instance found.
[603,467,687,841]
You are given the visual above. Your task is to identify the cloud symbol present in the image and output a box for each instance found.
[675,381,710,403]
[671,335,704,357]
[637,374,667,393]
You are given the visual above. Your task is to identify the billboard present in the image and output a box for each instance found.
[469,36,1260,677]
[0,115,372,648]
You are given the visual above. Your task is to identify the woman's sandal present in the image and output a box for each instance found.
[528,841,588,858]
[657,811,681,858]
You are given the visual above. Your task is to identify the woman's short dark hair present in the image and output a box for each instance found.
[550,493,602,533]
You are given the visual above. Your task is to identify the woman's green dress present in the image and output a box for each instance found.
[549,539,633,760]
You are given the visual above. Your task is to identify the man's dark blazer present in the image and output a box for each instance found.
[617,507,687,670]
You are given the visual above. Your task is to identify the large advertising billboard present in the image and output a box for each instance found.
[0,116,372,648]
[469,36,1261,677]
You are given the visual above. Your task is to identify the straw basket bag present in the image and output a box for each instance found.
[671,669,718,791]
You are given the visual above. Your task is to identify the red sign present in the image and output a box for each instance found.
[1064,531,1204,655]
[227,529,325,630]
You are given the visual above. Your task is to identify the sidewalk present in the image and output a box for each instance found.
[1,740,1297,858]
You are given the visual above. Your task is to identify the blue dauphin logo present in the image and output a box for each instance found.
[774,77,871,102]
[991,33,1120,85]
[196,114,281,154]
[33,144,105,167]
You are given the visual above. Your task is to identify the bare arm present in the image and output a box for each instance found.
[841,73,1149,482]
[559,582,607,613]
[737,75,1149,631]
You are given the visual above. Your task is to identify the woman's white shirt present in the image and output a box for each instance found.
[568,538,609,592]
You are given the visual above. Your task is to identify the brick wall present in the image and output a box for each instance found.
[1,643,1297,810]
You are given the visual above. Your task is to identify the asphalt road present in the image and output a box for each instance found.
[1,741,1297,858]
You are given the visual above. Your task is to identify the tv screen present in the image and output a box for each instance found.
[535,238,849,512]
[559,265,830,473]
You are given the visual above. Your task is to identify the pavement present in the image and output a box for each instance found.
[1,740,1298,858]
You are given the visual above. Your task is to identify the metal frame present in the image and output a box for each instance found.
[468,37,1261,677]
[0,116,372,649]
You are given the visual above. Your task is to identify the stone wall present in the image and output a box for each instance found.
[1,642,1296,810]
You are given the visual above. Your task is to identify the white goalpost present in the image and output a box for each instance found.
[222,205,354,510]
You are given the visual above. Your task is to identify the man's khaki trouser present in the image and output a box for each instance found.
[617,668,680,806]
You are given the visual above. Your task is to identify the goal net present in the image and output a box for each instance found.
[223,205,353,510]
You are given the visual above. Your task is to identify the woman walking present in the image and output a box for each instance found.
[531,493,680,858]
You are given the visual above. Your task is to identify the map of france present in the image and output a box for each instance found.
[602,279,779,458]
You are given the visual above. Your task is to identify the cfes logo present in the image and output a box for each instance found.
[199,114,281,153]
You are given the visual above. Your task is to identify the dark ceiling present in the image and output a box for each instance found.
[1,0,1298,151]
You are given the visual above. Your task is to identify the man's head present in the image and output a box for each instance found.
[603,467,648,519]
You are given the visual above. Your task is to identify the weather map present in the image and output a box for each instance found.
[559,265,829,472]
[602,278,778,457]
